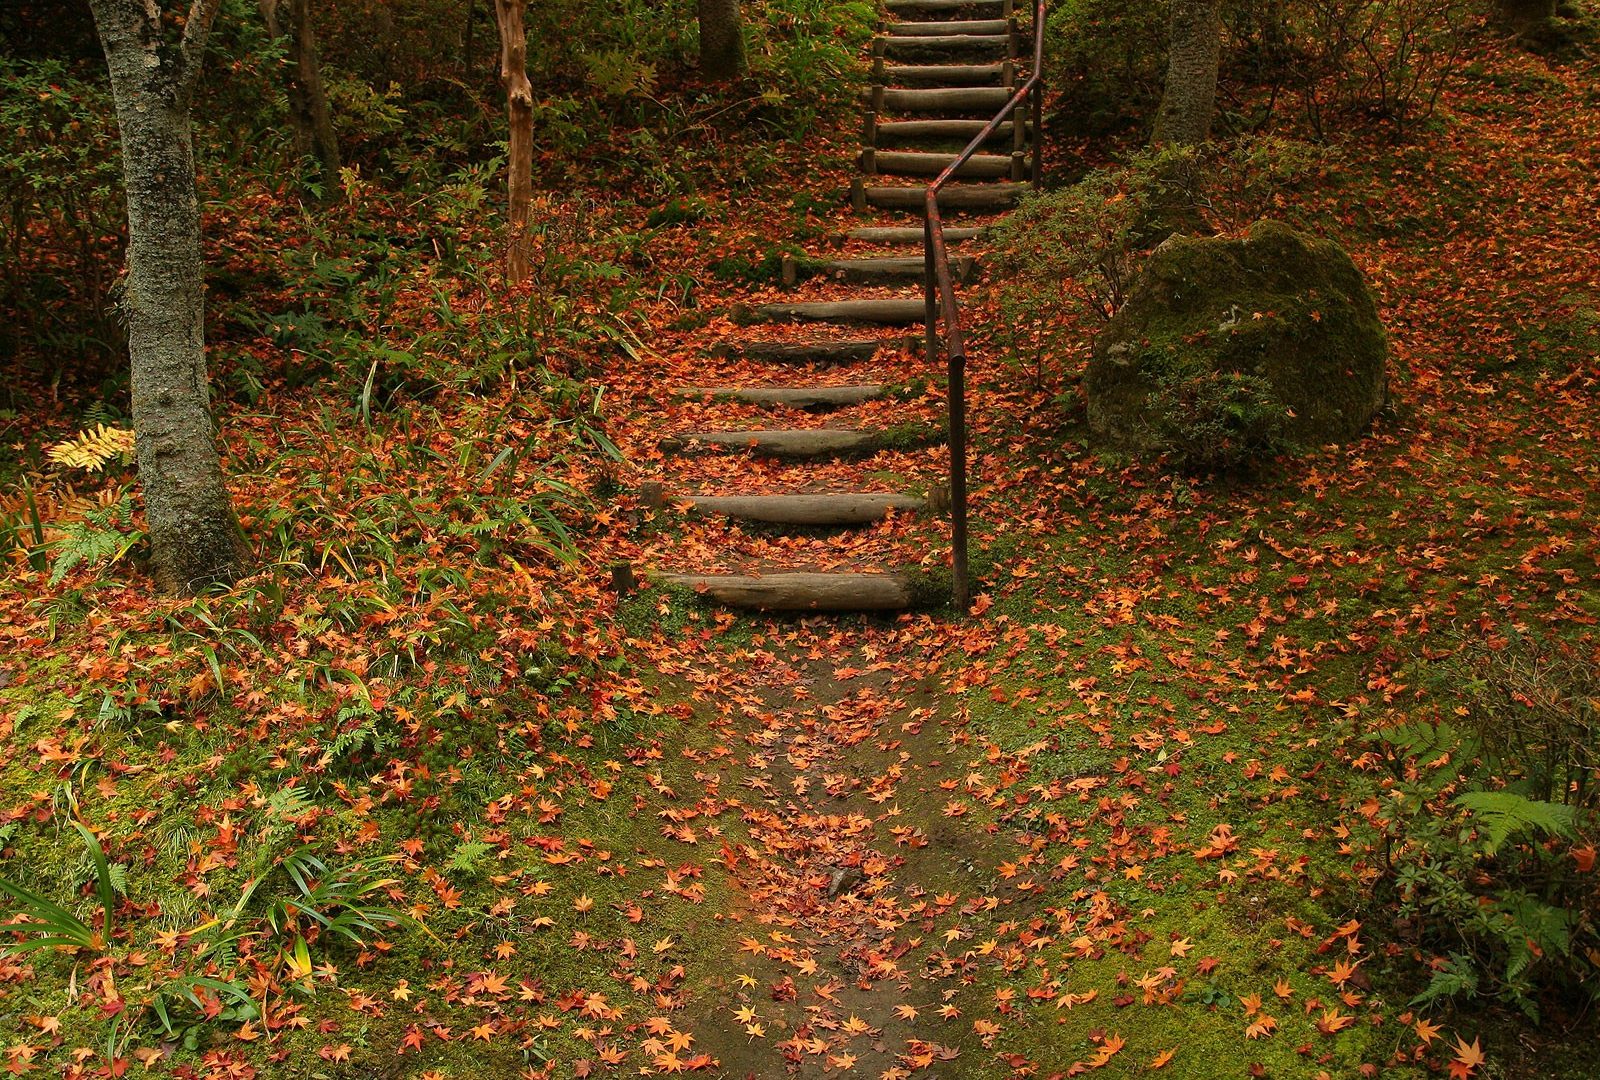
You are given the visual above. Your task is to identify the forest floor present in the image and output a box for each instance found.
[1,17,1598,1080]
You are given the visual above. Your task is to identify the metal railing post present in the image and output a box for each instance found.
[919,0,1044,613]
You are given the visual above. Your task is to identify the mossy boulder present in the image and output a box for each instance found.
[1087,220,1389,464]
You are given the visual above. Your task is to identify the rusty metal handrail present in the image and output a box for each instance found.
[923,0,1044,610]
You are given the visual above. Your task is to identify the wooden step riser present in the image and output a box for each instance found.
[749,300,927,326]
[862,148,1022,180]
[875,35,1014,62]
[888,19,1012,36]
[845,226,984,244]
[660,426,941,460]
[676,494,928,527]
[659,573,920,613]
[782,255,975,286]
[884,0,1011,18]
[869,118,1032,149]
[710,338,916,365]
[870,87,1014,117]
[856,182,1028,214]
[876,60,1013,88]
[675,385,886,409]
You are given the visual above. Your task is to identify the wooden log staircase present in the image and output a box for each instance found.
[651,0,1039,613]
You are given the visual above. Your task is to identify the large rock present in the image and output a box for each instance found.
[1088,220,1388,455]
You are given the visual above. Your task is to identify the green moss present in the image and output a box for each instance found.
[1089,221,1389,463]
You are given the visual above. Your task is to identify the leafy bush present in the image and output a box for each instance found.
[1044,0,1170,137]
[1141,364,1291,473]
[1346,633,1600,1020]
[1041,0,1470,140]
[0,58,125,377]
[1289,0,1472,140]
[987,138,1325,379]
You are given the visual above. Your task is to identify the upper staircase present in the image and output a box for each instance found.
[646,0,1039,613]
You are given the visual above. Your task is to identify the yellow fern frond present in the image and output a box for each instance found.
[46,424,135,473]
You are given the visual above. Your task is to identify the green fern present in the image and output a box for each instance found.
[1453,790,1577,854]
[49,494,144,585]
[1409,953,1479,1009]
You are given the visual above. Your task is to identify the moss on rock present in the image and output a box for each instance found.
[1088,220,1389,461]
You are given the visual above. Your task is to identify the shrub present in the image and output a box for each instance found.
[1289,0,1473,140]
[0,58,125,379]
[1142,364,1292,473]
[1039,0,1471,141]
[987,138,1325,379]
[1346,633,1600,1020]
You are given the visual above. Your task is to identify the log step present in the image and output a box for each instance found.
[749,299,926,326]
[888,19,1011,35]
[874,86,1013,115]
[864,182,1029,213]
[844,226,985,244]
[661,572,918,612]
[880,62,1009,87]
[866,149,1017,178]
[660,428,903,460]
[884,0,1007,15]
[783,254,974,286]
[677,493,927,526]
[674,385,886,409]
[872,118,1029,147]
[876,34,1012,61]
[711,338,913,365]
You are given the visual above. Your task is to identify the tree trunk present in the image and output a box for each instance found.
[88,0,248,592]
[493,0,534,282]
[258,0,341,189]
[697,0,747,81]
[1152,0,1222,147]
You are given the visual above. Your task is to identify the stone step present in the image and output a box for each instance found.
[782,254,974,286]
[861,182,1029,213]
[884,0,1008,16]
[660,572,919,612]
[659,427,935,460]
[873,86,1013,115]
[880,62,1009,87]
[875,34,1012,62]
[865,148,1018,179]
[674,385,886,409]
[676,493,928,526]
[889,18,1011,35]
[871,118,1029,147]
[844,225,985,244]
[748,298,926,326]
[710,337,913,365]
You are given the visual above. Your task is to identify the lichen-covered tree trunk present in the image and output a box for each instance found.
[493,0,534,282]
[89,0,248,593]
[1152,0,1222,147]
[258,0,341,189]
[698,0,747,81]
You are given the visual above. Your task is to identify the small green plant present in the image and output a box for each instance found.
[47,490,144,586]
[1142,365,1292,474]
[0,820,117,955]
[1347,633,1600,1020]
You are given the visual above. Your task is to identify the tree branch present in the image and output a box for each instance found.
[177,0,224,100]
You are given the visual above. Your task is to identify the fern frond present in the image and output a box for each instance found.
[46,424,134,473]
[1454,791,1577,854]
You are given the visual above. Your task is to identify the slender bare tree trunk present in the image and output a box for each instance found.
[88,0,248,592]
[493,0,533,282]
[698,0,747,81]
[259,0,341,189]
[1152,0,1222,147]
